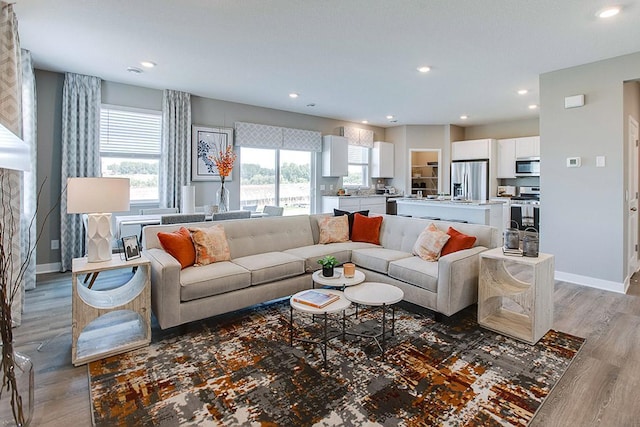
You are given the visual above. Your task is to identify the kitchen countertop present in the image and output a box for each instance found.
[323,195,388,198]
[397,198,503,206]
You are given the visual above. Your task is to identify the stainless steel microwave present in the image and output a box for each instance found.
[515,157,540,176]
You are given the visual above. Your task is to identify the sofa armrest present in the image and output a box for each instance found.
[144,248,182,329]
[436,246,487,316]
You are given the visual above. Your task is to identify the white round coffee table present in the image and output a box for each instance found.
[289,289,351,368]
[344,282,404,360]
[312,268,365,289]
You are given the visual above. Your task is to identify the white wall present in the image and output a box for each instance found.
[540,52,640,292]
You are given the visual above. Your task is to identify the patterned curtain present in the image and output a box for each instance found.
[160,90,191,209]
[0,2,24,324]
[60,73,101,271]
[21,49,37,290]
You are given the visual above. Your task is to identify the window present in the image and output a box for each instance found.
[344,145,369,187]
[99,106,162,203]
[240,147,312,215]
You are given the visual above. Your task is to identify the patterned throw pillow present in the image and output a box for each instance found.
[189,225,231,266]
[412,223,451,262]
[157,227,196,269]
[318,215,349,244]
[350,213,383,245]
[441,227,477,256]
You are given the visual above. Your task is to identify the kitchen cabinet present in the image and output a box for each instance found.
[322,135,348,177]
[451,139,493,160]
[515,136,540,158]
[497,139,516,178]
[322,196,386,214]
[371,141,394,178]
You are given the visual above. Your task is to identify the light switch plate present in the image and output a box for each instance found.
[567,157,581,167]
[596,156,606,167]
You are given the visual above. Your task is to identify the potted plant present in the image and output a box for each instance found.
[317,255,338,277]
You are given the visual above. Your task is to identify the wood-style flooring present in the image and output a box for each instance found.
[10,271,640,426]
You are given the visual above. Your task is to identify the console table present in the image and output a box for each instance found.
[478,248,554,344]
[71,255,151,366]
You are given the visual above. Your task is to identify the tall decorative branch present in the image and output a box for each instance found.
[0,171,57,425]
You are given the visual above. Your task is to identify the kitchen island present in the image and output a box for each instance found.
[396,198,503,228]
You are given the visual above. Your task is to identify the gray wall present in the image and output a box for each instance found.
[463,118,540,140]
[34,70,385,268]
[540,52,640,291]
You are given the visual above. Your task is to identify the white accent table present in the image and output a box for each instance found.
[344,282,404,360]
[312,268,365,289]
[289,289,351,368]
[478,247,555,344]
[71,255,151,366]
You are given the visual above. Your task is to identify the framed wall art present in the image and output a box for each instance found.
[192,125,234,181]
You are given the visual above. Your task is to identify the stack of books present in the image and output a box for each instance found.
[502,246,523,256]
[293,290,340,308]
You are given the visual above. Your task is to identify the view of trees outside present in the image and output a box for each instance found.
[240,148,311,215]
[101,158,159,201]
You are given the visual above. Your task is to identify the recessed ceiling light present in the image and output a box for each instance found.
[140,61,156,68]
[127,67,143,74]
[289,93,299,98]
[361,120,368,124]
[528,104,538,110]
[460,115,468,120]
[596,6,621,18]
[517,89,528,95]
[417,66,431,73]
[386,115,394,120]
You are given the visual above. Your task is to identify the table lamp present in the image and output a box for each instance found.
[66,177,130,262]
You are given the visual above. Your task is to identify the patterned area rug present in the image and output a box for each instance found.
[88,301,584,426]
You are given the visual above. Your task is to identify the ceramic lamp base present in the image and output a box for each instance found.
[86,213,113,262]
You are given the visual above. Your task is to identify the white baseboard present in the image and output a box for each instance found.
[36,262,61,274]
[555,271,626,294]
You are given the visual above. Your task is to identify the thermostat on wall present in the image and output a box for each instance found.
[567,157,581,167]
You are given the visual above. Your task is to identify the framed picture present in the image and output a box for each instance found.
[192,125,234,181]
[122,235,141,261]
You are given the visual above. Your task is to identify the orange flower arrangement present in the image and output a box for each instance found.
[210,142,237,180]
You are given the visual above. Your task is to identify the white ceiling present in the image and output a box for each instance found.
[14,0,640,128]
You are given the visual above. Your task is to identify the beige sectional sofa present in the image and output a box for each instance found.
[142,214,500,329]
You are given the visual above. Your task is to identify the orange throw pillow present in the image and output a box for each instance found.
[157,227,196,269]
[351,213,383,245]
[441,227,477,256]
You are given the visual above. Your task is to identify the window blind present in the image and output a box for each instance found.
[100,107,162,155]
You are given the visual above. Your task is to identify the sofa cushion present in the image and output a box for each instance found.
[351,213,383,244]
[412,223,450,261]
[284,241,378,272]
[441,227,477,256]
[180,261,251,302]
[157,226,196,269]
[318,215,349,244]
[351,247,412,274]
[233,252,306,285]
[189,225,231,266]
[388,256,439,293]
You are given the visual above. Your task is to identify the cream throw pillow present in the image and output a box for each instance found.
[412,223,451,261]
[189,225,231,266]
[318,215,349,244]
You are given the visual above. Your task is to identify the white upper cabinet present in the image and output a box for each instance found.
[497,139,516,178]
[322,135,348,177]
[371,141,394,178]
[451,139,493,160]
[515,136,540,158]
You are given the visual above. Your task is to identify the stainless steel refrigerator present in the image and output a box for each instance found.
[450,159,489,201]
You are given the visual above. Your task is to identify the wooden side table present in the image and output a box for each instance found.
[71,254,151,366]
[478,248,554,344]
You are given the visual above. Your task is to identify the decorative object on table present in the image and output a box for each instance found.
[121,235,141,261]
[522,227,539,257]
[180,185,195,214]
[292,290,340,309]
[88,301,585,427]
[191,126,234,182]
[211,136,237,213]
[503,220,521,251]
[317,255,338,277]
[66,177,130,263]
[204,204,219,215]
[342,262,356,278]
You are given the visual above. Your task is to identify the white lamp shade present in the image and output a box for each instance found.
[67,177,130,213]
[0,123,29,172]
